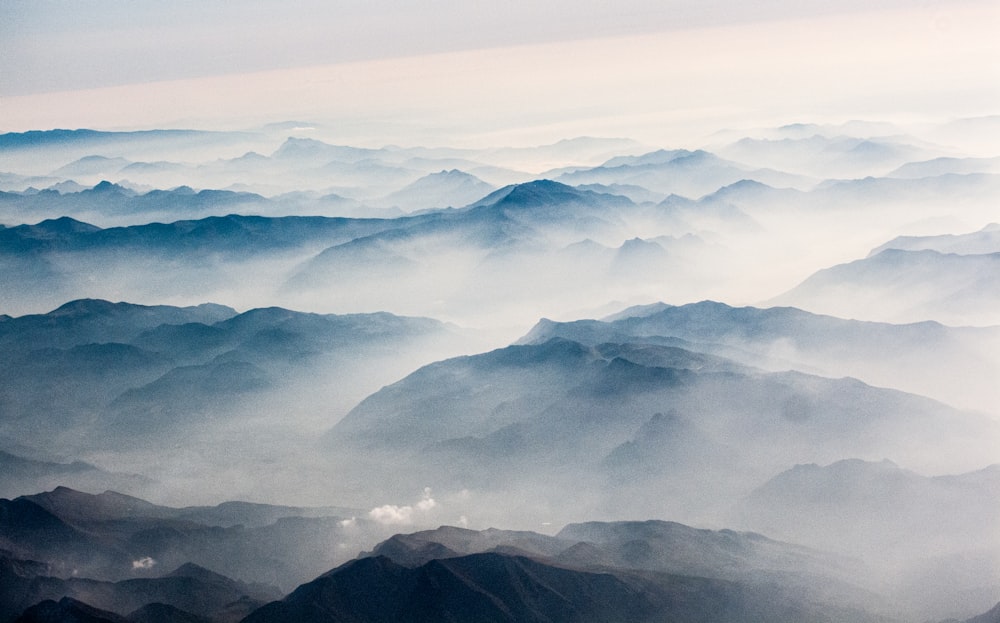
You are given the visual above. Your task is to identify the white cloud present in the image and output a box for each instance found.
[368,488,438,526]
[132,557,156,570]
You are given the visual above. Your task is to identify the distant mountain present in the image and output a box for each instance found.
[965,602,1000,623]
[0,450,153,500]
[0,214,403,314]
[716,134,938,179]
[734,460,1000,619]
[270,137,382,163]
[285,180,659,309]
[377,169,495,212]
[0,183,290,226]
[1,487,371,591]
[244,552,884,623]
[14,597,128,623]
[869,223,1000,256]
[0,213,395,258]
[52,155,132,177]
[0,551,278,623]
[366,520,860,586]
[517,300,1000,413]
[887,156,1000,179]
[553,149,811,198]
[0,298,460,454]
[0,129,236,152]
[247,520,889,623]
[0,299,236,351]
[326,336,994,523]
[769,248,1000,326]
[735,460,1000,555]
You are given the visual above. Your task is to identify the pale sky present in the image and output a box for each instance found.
[1,1,998,146]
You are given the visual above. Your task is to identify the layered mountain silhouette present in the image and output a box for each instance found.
[0,486,370,593]
[552,148,812,197]
[326,335,995,524]
[3,121,997,622]
[517,299,1000,412]
[0,299,460,466]
[734,459,1000,618]
[244,521,890,623]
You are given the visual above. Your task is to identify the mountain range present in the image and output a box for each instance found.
[771,237,1000,326]
[518,299,1000,413]
[2,119,997,622]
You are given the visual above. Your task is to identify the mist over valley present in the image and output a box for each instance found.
[2,2,999,618]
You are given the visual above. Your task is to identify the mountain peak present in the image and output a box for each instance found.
[85,180,134,195]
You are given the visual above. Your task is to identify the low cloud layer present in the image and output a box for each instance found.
[368,488,438,526]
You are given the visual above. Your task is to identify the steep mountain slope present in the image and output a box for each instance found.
[325,337,994,524]
[244,552,884,623]
[0,299,468,501]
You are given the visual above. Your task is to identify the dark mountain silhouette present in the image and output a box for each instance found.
[0,213,396,258]
[2,487,369,592]
[0,451,152,501]
[14,597,128,623]
[246,533,889,623]
[0,554,274,623]
[964,602,1000,623]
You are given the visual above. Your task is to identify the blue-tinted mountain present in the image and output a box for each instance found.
[325,336,994,522]
[126,603,211,623]
[2,487,374,592]
[14,597,128,623]
[0,553,276,623]
[286,180,640,293]
[517,300,1000,411]
[0,451,152,501]
[365,521,861,588]
[0,212,396,257]
[247,553,837,623]
[0,299,457,452]
[0,130,242,152]
[965,602,1000,623]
